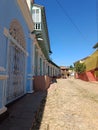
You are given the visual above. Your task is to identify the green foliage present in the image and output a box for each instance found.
[74,62,86,74]
[69,65,74,70]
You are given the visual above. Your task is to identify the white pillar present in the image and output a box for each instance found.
[0,73,8,115]
[32,42,35,76]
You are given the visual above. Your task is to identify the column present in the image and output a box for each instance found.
[32,42,35,76]
[0,67,8,115]
[26,37,33,93]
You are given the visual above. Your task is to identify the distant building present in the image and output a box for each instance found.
[60,66,70,78]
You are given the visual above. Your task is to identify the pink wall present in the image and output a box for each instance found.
[75,71,96,81]
[78,72,89,81]
[96,77,98,81]
[33,76,52,91]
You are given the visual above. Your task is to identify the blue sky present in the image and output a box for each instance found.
[35,0,97,66]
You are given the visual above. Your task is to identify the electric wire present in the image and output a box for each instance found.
[55,0,90,42]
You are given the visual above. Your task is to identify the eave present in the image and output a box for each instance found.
[32,4,52,53]
[93,42,98,49]
[37,38,50,60]
[41,8,52,53]
[49,60,60,68]
[74,56,89,65]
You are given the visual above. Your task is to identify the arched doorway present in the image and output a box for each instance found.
[6,19,26,103]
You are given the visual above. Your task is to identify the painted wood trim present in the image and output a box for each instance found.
[0,75,8,80]
[4,28,28,56]
[0,107,7,115]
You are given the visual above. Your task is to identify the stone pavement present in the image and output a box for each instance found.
[0,79,98,130]
[0,91,47,130]
[32,78,98,130]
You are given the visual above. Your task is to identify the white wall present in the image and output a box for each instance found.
[26,0,31,10]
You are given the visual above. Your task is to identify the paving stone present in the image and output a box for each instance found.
[32,79,98,130]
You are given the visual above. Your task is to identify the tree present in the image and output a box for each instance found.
[74,62,86,74]
[69,65,74,70]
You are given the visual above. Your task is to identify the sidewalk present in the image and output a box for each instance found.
[0,91,47,130]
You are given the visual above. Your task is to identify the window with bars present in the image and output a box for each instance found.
[34,23,41,30]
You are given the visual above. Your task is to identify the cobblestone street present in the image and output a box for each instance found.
[32,78,98,130]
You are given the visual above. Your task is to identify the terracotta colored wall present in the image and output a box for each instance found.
[33,75,52,91]
[75,71,96,81]
[78,72,89,81]
[96,77,98,81]
[75,73,79,79]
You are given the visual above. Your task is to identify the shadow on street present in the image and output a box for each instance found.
[0,91,48,130]
[31,91,48,130]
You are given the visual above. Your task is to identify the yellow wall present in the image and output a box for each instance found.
[84,50,98,71]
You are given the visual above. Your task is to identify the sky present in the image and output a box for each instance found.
[35,0,98,67]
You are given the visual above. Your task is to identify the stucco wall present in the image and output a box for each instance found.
[33,75,52,91]
[75,71,96,81]
[0,0,34,105]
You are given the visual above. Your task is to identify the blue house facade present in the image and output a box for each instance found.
[0,0,34,115]
[0,0,61,116]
